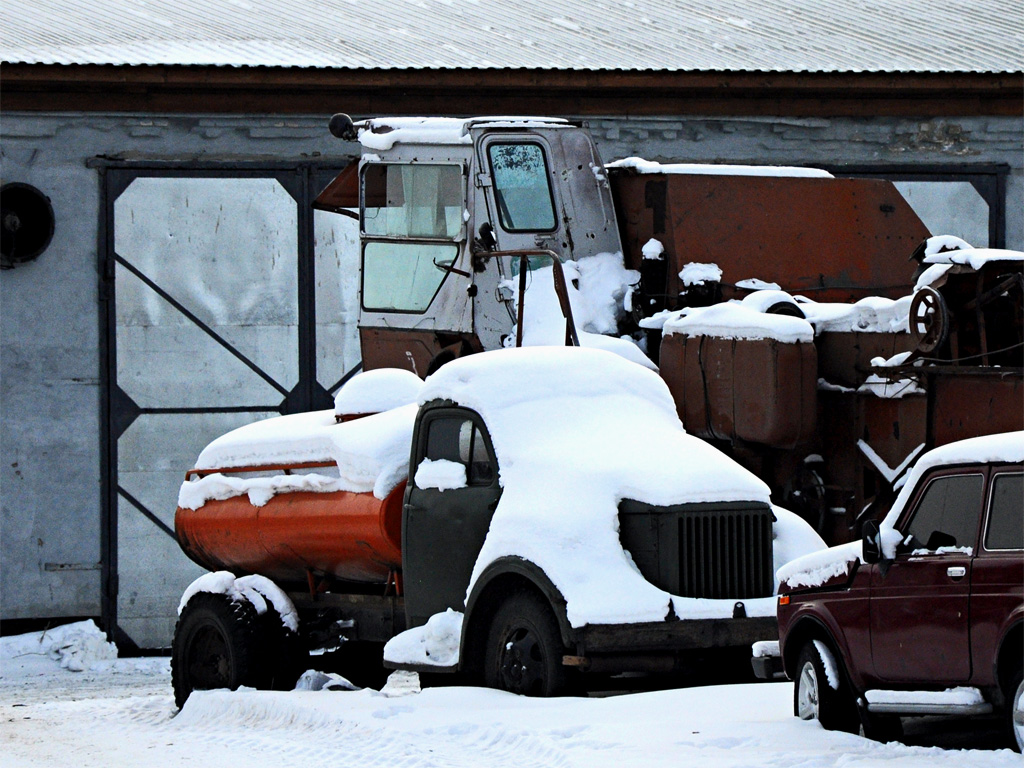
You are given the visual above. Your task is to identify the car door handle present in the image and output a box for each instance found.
[947,566,967,580]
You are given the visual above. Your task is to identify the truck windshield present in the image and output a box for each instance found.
[488,143,557,232]
[360,163,464,312]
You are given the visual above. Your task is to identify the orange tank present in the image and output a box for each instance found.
[175,465,405,586]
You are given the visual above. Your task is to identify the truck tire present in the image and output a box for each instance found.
[794,641,859,733]
[483,591,569,697]
[172,593,263,709]
[258,607,308,693]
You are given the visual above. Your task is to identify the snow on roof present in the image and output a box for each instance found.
[357,116,571,150]
[420,345,777,626]
[3,0,1019,73]
[608,158,834,178]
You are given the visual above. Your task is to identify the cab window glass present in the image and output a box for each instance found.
[361,241,453,312]
[904,474,984,551]
[362,163,464,239]
[488,143,557,232]
[985,473,1023,550]
[424,415,494,486]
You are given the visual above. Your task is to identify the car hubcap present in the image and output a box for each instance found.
[498,627,544,695]
[797,661,820,720]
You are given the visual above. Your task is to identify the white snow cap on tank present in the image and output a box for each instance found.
[334,368,423,418]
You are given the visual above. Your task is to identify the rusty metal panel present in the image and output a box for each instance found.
[612,172,930,303]
[660,333,816,447]
[931,373,1024,446]
[816,331,923,388]
[312,160,359,213]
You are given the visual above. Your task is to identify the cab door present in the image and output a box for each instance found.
[869,470,986,683]
[403,407,501,628]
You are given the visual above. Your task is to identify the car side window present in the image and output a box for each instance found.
[903,473,984,552]
[424,414,495,486]
[984,472,1023,551]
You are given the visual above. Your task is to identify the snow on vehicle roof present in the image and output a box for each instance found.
[420,345,775,626]
[358,116,570,151]
[607,157,834,178]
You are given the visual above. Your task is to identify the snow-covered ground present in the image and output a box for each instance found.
[1,622,1016,767]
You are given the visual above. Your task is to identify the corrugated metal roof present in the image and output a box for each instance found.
[2,0,1021,73]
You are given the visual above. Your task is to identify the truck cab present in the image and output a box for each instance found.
[316,116,621,373]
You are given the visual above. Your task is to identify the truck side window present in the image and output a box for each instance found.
[487,143,557,232]
[360,163,464,313]
[984,472,1023,550]
[424,415,494,486]
[903,474,984,552]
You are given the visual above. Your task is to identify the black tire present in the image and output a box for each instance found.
[860,712,903,743]
[258,607,308,693]
[1007,666,1024,753]
[483,591,569,697]
[793,641,859,733]
[172,593,264,709]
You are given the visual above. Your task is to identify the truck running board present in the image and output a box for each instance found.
[864,687,993,716]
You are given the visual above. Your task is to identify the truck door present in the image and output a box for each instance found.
[869,470,985,683]
[403,407,501,628]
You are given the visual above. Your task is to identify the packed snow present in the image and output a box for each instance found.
[383,609,464,669]
[679,261,723,286]
[2,623,1017,767]
[413,458,468,491]
[178,403,417,508]
[417,346,821,627]
[663,303,814,343]
[607,157,835,178]
[334,368,422,417]
[513,253,655,370]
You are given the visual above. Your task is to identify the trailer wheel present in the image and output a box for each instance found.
[794,641,859,733]
[172,593,262,709]
[483,591,569,697]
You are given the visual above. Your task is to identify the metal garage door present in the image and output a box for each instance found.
[101,164,358,649]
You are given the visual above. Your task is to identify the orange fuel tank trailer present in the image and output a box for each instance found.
[175,463,405,586]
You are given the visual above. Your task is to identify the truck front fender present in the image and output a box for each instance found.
[460,557,575,669]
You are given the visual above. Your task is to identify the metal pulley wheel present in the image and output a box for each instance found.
[909,286,951,353]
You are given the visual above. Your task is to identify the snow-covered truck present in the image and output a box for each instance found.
[172,346,824,706]
[313,114,1023,545]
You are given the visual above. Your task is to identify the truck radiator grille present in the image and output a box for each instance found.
[678,509,773,600]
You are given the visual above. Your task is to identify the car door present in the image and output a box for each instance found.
[869,469,986,683]
[402,407,501,628]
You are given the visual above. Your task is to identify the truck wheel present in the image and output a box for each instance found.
[794,641,859,733]
[483,591,568,697]
[1008,667,1024,753]
[172,593,262,709]
[259,608,308,692]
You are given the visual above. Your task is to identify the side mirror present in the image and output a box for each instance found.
[476,221,496,251]
[862,520,881,564]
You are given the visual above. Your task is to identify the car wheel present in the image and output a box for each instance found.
[1009,667,1024,753]
[860,712,903,743]
[171,593,263,709]
[794,641,859,733]
[483,591,569,697]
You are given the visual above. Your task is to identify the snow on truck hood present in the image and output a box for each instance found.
[420,346,777,626]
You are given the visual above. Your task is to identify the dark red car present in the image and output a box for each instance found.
[764,432,1023,750]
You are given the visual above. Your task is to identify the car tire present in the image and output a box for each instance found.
[172,593,263,709]
[1008,666,1024,753]
[860,712,903,743]
[794,641,859,733]
[483,590,569,697]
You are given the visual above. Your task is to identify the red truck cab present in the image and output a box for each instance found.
[768,432,1023,750]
